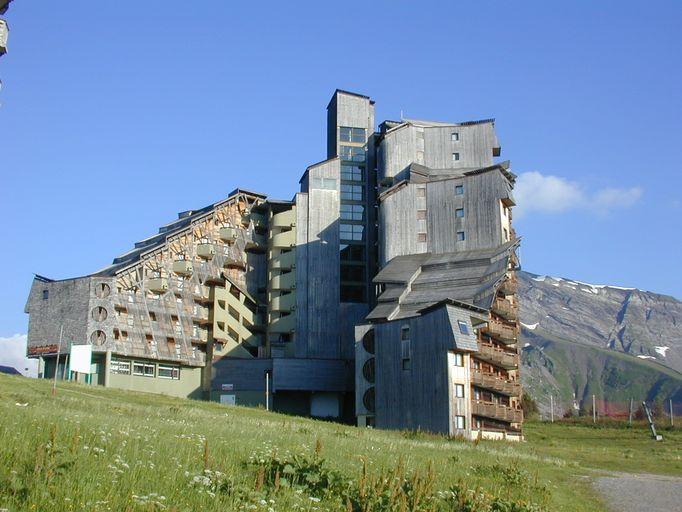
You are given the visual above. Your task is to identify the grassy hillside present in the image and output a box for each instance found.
[0,375,680,512]
[522,327,682,415]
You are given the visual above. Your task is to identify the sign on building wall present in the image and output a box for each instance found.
[70,344,93,374]
[220,394,236,405]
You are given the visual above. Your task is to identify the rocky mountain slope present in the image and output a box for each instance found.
[518,271,682,415]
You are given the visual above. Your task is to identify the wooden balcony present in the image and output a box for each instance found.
[483,320,518,344]
[498,275,518,295]
[492,298,518,322]
[475,344,518,370]
[472,369,522,397]
[472,400,523,424]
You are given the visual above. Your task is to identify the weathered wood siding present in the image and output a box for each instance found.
[374,307,455,433]
[295,159,341,359]
[427,171,508,253]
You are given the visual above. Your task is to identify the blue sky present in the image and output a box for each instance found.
[1,1,681,339]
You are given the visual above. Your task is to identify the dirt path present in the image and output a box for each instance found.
[593,472,682,511]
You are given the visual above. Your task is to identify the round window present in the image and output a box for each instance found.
[362,387,375,413]
[95,283,111,298]
[91,306,108,322]
[90,330,106,345]
[362,358,375,383]
[362,329,375,355]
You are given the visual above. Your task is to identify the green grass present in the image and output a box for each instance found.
[0,375,679,511]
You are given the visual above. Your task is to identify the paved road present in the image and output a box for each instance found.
[593,472,682,511]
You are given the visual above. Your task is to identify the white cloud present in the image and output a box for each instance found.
[514,171,642,218]
[0,334,37,377]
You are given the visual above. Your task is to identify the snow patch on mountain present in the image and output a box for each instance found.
[654,346,669,357]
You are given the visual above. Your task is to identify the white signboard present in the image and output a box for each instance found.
[70,344,93,374]
[220,394,236,405]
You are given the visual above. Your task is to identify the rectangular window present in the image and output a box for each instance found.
[416,210,427,220]
[451,132,459,142]
[456,208,464,218]
[457,231,465,241]
[158,365,180,380]
[417,233,427,242]
[455,415,466,429]
[341,184,363,201]
[340,264,365,282]
[340,223,364,241]
[452,152,460,162]
[454,384,465,398]
[416,187,426,198]
[42,289,49,300]
[340,244,366,262]
[455,185,464,195]
[401,338,411,371]
[340,204,364,221]
[339,145,365,162]
[457,321,469,335]
[340,284,365,302]
[339,127,366,143]
[453,353,464,366]
[341,164,363,182]
[110,360,131,375]
[401,325,410,341]
[133,362,155,377]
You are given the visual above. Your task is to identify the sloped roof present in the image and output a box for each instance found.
[92,189,266,277]
[367,240,520,322]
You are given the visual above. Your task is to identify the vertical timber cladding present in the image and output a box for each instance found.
[295,159,342,359]
[373,308,457,433]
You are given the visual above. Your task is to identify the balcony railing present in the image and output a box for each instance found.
[172,260,193,276]
[270,271,295,291]
[270,250,295,270]
[475,344,518,370]
[472,400,523,424]
[271,292,295,312]
[483,320,518,344]
[492,298,518,322]
[472,369,522,397]
[219,227,238,243]
[196,243,215,260]
[270,230,296,249]
[498,275,518,295]
[191,305,210,324]
[272,209,296,228]
[147,278,168,294]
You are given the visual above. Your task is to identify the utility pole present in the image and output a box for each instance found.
[670,399,674,428]
[592,394,596,424]
[51,325,64,397]
[550,395,554,423]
